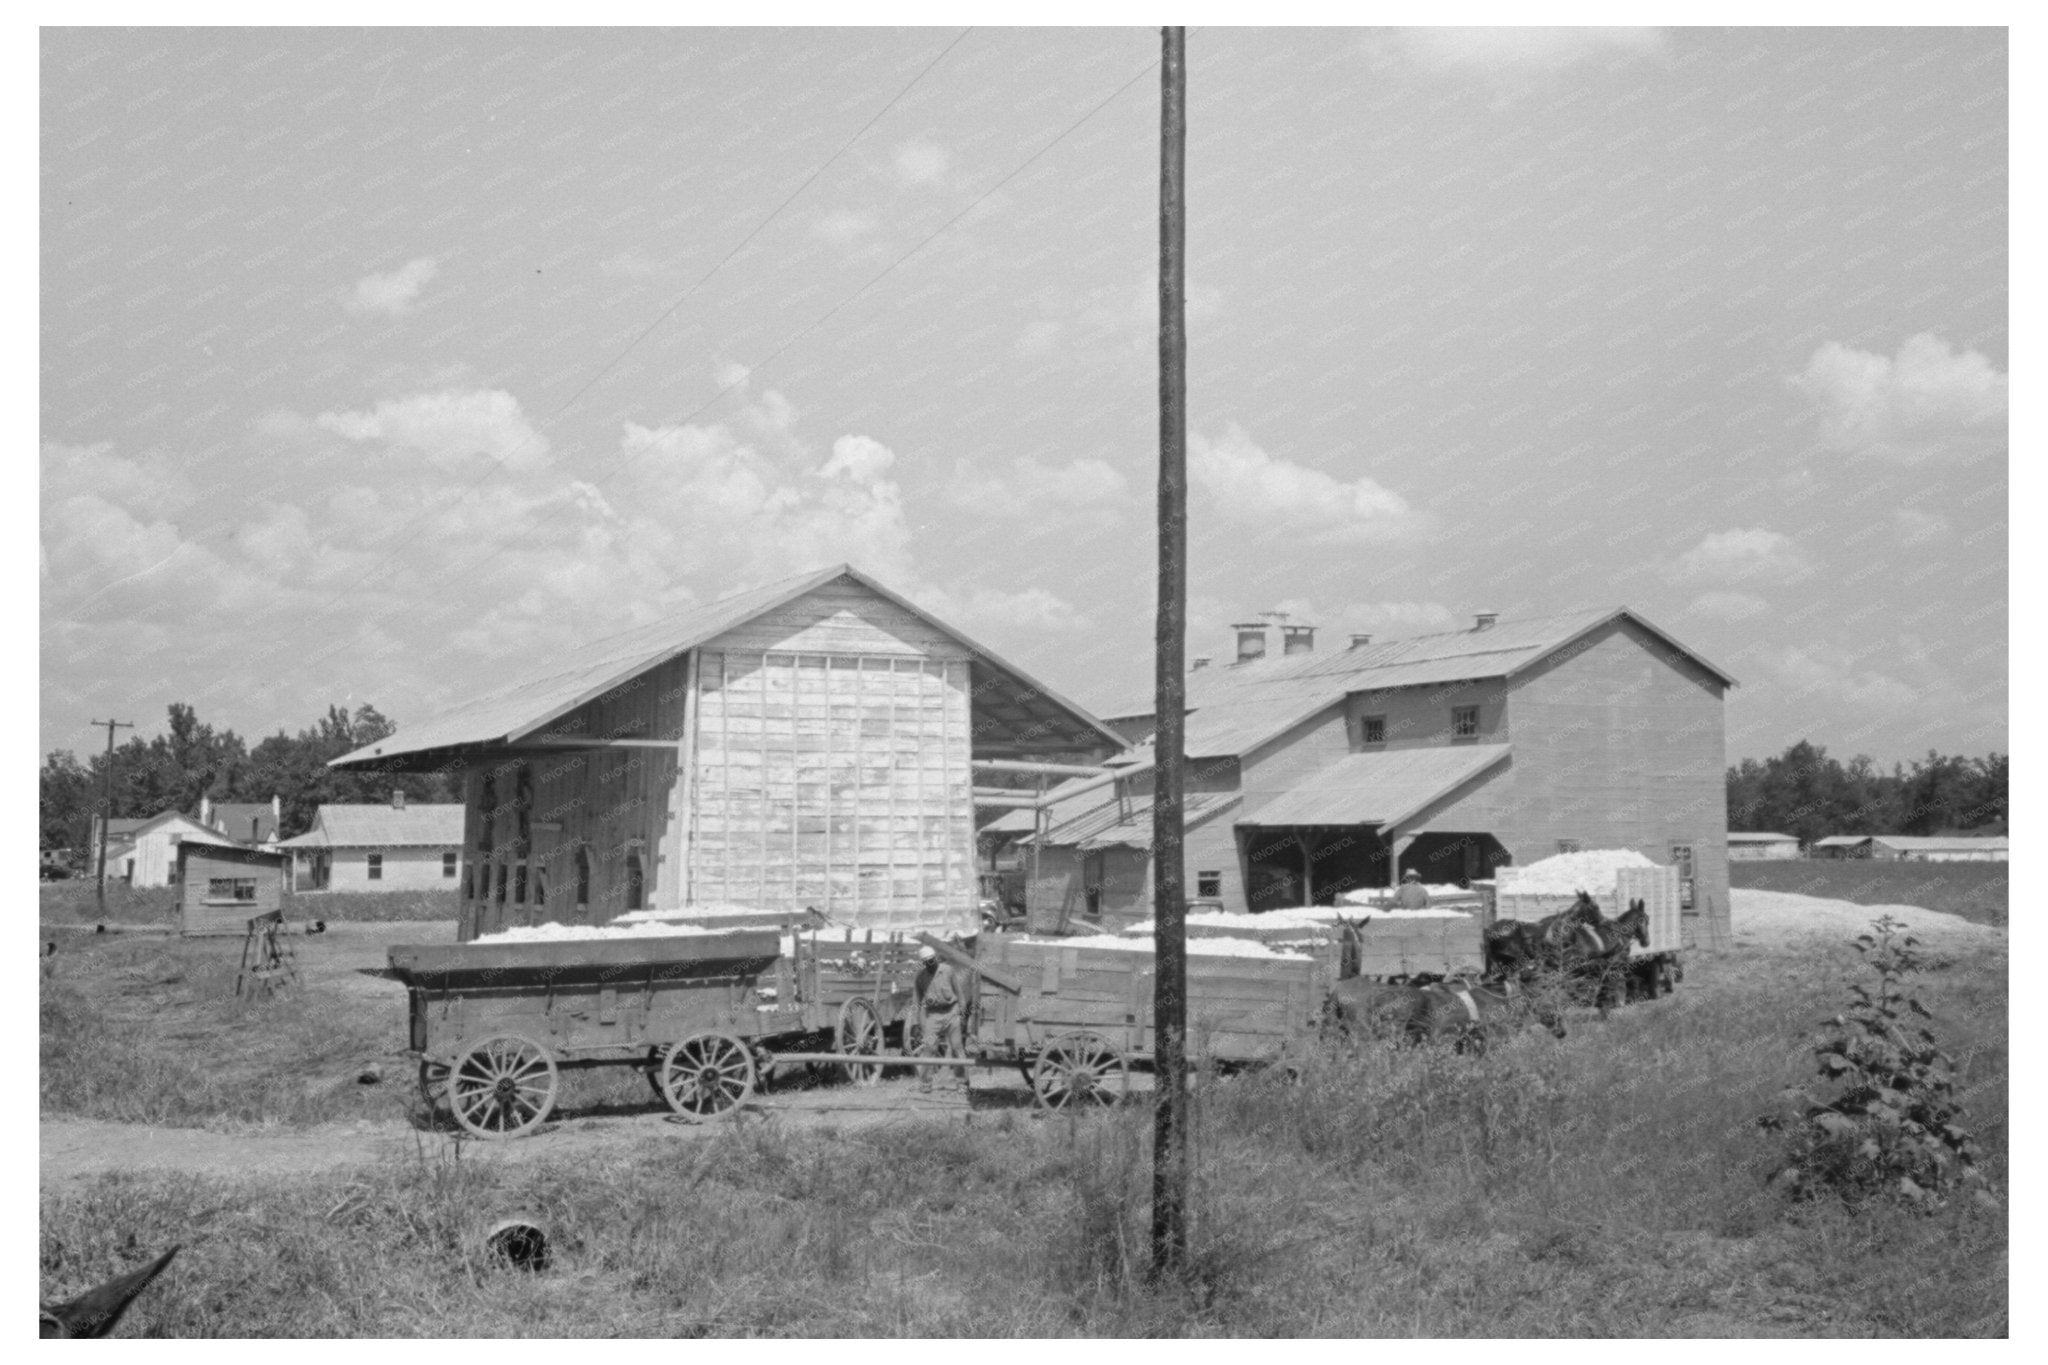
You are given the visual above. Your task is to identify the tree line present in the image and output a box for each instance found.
[40,702,456,851]
[1726,740,2007,847]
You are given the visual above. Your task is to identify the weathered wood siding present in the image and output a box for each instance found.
[1341,677,1508,750]
[110,817,236,889]
[1502,618,1730,946]
[178,846,284,936]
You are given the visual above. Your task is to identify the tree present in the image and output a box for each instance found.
[39,750,93,851]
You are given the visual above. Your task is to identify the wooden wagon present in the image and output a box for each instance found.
[1479,863,1685,998]
[388,922,924,1138]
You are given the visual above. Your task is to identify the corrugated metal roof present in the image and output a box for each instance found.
[276,803,465,848]
[1728,831,1799,842]
[1010,790,1241,850]
[1100,608,1737,759]
[1869,835,2009,852]
[333,564,1123,769]
[1238,743,1512,829]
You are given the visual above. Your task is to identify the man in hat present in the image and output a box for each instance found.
[1394,868,1431,910]
[911,944,970,1094]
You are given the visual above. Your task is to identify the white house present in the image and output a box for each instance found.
[95,811,241,888]
[276,795,465,892]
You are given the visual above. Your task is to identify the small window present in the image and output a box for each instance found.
[206,877,257,902]
[514,864,528,905]
[1084,887,1102,917]
[367,852,383,881]
[443,852,458,878]
[1670,843,1696,910]
[1362,714,1386,745]
[534,868,547,907]
[1557,839,1582,855]
[575,848,591,908]
[495,862,508,905]
[1196,870,1222,899]
[1451,706,1479,739]
[625,853,644,912]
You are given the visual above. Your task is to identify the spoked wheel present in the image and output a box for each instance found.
[449,1034,558,1140]
[418,1058,451,1112]
[836,997,884,1087]
[660,1032,756,1117]
[1031,1031,1127,1111]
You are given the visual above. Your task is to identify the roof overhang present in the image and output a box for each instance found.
[1236,743,1512,831]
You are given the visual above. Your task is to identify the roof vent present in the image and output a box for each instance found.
[1190,656,1212,672]
[1231,622,1268,665]
[1473,611,1499,632]
[1348,633,1373,650]
[1280,624,1316,656]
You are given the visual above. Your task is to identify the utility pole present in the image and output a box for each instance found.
[1150,23,1189,1278]
[89,718,133,918]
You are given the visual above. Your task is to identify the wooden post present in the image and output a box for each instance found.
[1151,23,1189,1280]
[88,718,132,918]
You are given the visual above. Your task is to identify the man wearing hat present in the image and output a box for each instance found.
[1394,868,1431,910]
[911,944,970,1094]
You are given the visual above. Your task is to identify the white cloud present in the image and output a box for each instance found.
[1687,590,1771,622]
[1790,333,2007,463]
[1770,647,1921,712]
[819,434,896,483]
[893,140,948,186]
[346,257,437,316]
[949,455,1130,519]
[315,389,551,473]
[1668,528,1815,586]
[1190,424,1431,545]
[1016,275,1224,362]
[814,209,878,244]
[1378,27,1667,76]
[920,584,1084,637]
[1894,508,1951,546]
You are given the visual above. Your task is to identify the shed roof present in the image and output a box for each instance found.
[1728,831,1799,843]
[1004,790,1241,850]
[1812,835,1873,848]
[331,564,1123,770]
[1868,835,2009,852]
[1103,606,1735,758]
[275,803,465,849]
[1237,743,1513,829]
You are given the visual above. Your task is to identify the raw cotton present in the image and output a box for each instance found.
[1007,934,1309,961]
[1495,848,1657,896]
[1335,884,1471,907]
[1731,889,2001,948]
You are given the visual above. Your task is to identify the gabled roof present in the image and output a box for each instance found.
[1103,606,1735,758]
[1868,835,2008,852]
[332,565,1124,770]
[205,803,281,844]
[108,810,241,847]
[1238,743,1513,829]
[1813,835,1873,848]
[991,789,1242,850]
[275,803,465,849]
[1728,831,1799,842]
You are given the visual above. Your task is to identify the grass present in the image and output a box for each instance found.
[40,920,2007,1336]
[1729,860,2008,928]
[40,882,460,927]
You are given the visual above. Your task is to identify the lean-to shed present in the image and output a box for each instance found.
[178,842,286,937]
[331,565,1121,942]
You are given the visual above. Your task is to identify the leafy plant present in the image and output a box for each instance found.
[1762,916,1988,1208]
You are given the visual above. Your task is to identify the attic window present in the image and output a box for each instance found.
[1451,706,1479,740]
[1362,714,1386,745]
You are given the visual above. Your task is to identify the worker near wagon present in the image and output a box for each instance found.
[1394,868,1431,910]
[912,945,969,1094]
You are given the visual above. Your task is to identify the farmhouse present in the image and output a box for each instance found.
[329,565,1123,942]
[993,607,1736,948]
[275,796,465,891]
[1728,831,1802,860]
[92,810,241,888]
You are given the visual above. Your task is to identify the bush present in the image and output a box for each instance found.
[1761,916,1988,1208]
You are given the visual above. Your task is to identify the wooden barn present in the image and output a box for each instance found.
[177,842,286,936]
[331,566,1123,942]
[991,607,1737,948]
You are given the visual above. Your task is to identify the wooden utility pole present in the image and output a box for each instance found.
[89,718,133,917]
[1150,23,1189,1277]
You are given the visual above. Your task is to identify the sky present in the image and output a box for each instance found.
[38,26,2009,768]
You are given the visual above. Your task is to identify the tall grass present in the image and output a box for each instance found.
[39,882,460,927]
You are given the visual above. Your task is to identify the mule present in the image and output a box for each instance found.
[40,1246,178,1338]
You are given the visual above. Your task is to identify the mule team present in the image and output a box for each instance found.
[1323,892,1658,1054]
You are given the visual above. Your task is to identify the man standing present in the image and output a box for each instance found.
[1394,868,1431,910]
[912,944,969,1094]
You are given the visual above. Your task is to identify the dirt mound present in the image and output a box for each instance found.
[1731,889,2002,949]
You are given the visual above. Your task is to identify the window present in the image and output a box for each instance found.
[1196,870,1222,899]
[534,868,547,907]
[462,864,473,899]
[1670,843,1696,910]
[1362,714,1386,745]
[1451,706,1479,739]
[1557,839,1582,855]
[514,864,528,905]
[206,877,257,902]
[575,848,591,909]
[442,852,458,878]
[495,862,508,905]
[367,852,383,881]
[625,853,644,912]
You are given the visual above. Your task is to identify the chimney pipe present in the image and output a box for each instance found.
[1474,611,1499,631]
[392,789,406,811]
[1348,633,1373,650]
[1280,624,1316,656]
[1231,622,1268,665]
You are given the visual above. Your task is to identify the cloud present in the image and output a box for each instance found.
[892,140,948,186]
[1190,424,1432,546]
[346,257,437,316]
[1668,528,1815,586]
[920,583,1084,637]
[1375,27,1667,78]
[1790,333,2007,463]
[948,456,1130,520]
[1770,647,1921,712]
[814,209,878,244]
[1687,590,1771,622]
[819,434,896,483]
[1016,275,1224,362]
[315,389,551,473]
[1894,509,1951,546]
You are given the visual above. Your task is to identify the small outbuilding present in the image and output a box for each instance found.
[177,842,287,937]
[1866,835,2008,863]
[1727,831,1801,860]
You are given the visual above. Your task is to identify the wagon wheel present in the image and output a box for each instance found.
[660,1032,757,1117]
[836,997,884,1087]
[1031,1031,1128,1111]
[417,1058,451,1112]
[448,1034,558,1140]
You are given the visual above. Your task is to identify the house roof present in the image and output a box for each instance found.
[331,564,1124,770]
[1237,743,1513,829]
[1728,831,1799,842]
[275,803,465,848]
[1868,835,2009,852]
[998,789,1242,850]
[108,810,242,847]
[96,817,149,840]
[1813,835,1873,848]
[205,803,280,843]
[1101,606,1736,758]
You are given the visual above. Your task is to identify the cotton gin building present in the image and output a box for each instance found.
[332,566,1122,943]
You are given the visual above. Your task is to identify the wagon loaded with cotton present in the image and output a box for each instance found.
[1477,854,1686,998]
